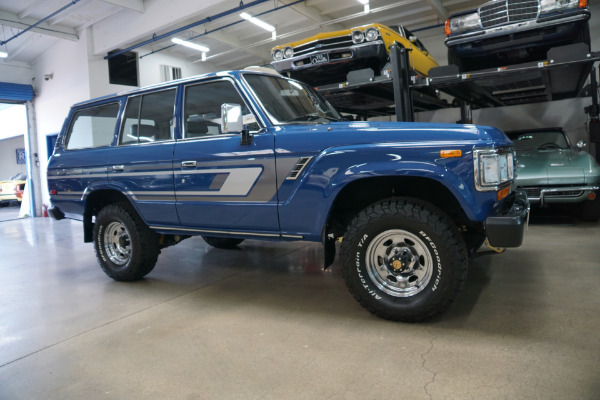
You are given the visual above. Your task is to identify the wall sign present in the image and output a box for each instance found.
[16,148,26,164]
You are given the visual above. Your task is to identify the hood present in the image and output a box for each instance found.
[278,121,512,147]
[515,149,600,186]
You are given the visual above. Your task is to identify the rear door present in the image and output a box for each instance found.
[107,87,179,226]
[173,78,279,237]
[48,101,120,217]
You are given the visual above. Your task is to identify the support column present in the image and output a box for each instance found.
[25,101,42,217]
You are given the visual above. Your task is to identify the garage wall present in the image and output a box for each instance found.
[0,136,27,179]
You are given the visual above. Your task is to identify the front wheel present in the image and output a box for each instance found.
[93,203,159,281]
[340,198,468,322]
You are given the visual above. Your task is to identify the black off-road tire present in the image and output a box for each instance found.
[93,203,159,281]
[202,236,244,249]
[340,198,468,322]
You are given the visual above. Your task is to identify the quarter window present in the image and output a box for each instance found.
[119,88,177,145]
[65,102,120,150]
[183,80,259,139]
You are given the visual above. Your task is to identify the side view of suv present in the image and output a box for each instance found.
[47,70,528,322]
[445,0,591,72]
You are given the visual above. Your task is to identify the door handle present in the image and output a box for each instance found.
[181,161,197,168]
[112,165,124,172]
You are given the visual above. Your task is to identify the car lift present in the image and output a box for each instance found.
[315,43,600,135]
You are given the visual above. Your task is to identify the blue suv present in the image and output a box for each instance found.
[48,70,528,321]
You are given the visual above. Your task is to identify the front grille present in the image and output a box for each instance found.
[524,187,541,198]
[293,36,353,57]
[480,0,539,28]
[524,187,585,199]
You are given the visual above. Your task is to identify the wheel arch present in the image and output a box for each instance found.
[325,176,471,238]
[82,189,134,242]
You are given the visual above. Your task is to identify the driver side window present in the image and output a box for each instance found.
[183,80,259,139]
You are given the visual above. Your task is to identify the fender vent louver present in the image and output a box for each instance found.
[286,156,313,180]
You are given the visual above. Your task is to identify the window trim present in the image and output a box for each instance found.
[116,86,178,147]
[180,76,265,142]
[63,101,122,151]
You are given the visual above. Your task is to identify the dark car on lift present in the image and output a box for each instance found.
[444,0,591,72]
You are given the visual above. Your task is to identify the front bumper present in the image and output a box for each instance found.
[271,41,386,74]
[525,186,599,206]
[445,10,589,55]
[485,189,530,248]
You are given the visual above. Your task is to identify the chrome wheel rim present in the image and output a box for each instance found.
[103,221,132,265]
[365,229,433,297]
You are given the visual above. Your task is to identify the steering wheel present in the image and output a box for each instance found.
[538,143,560,150]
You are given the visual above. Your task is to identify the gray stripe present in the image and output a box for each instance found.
[149,226,283,238]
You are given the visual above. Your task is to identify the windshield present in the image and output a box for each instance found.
[243,74,342,125]
[508,130,570,150]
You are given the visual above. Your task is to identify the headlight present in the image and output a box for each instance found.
[272,49,283,61]
[474,149,514,191]
[446,12,480,35]
[352,30,365,44]
[540,0,581,14]
[365,28,379,41]
[283,47,294,58]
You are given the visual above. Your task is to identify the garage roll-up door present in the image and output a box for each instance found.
[0,82,34,103]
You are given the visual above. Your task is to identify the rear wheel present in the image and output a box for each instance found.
[93,203,159,281]
[202,236,244,249]
[340,198,468,322]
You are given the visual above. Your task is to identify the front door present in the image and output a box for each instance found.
[173,78,279,237]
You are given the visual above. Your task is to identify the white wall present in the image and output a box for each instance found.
[0,136,27,179]
[0,64,34,86]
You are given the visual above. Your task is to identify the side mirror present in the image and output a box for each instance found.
[221,103,252,145]
[221,103,244,133]
[576,140,587,151]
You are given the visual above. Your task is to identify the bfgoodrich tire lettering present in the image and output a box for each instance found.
[93,203,159,281]
[340,198,468,322]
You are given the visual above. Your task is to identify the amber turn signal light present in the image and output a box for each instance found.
[440,149,462,158]
[444,19,451,36]
[497,186,510,201]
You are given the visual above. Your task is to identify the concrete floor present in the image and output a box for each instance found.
[0,214,599,400]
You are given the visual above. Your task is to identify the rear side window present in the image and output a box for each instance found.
[65,102,120,150]
[119,88,176,145]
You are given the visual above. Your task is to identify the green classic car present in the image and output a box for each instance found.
[507,128,600,221]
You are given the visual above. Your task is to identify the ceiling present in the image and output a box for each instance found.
[0,0,485,70]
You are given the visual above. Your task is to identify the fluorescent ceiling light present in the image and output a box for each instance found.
[358,0,369,4]
[171,38,209,53]
[240,12,275,32]
[0,51,7,58]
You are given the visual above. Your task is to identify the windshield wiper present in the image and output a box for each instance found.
[285,114,340,123]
